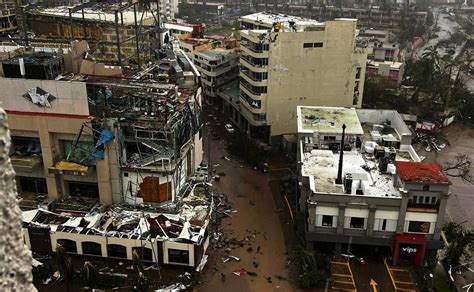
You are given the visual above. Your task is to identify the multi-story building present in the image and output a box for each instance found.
[228,12,368,145]
[297,106,449,267]
[1,40,203,207]
[179,35,240,109]
[257,5,427,32]
[366,60,405,84]
[357,29,400,62]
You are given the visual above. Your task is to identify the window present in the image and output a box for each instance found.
[57,239,77,253]
[62,139,95,164]
[423,185,430,191]
[168,249,189,264]
[107,244,127,259]
[18,177,47,194]
[350,217,365,229]
[68,181,99,198]
[413,196,418,203]
[132,247,153,262]
[375,218,397,232]
[303,42,324,49]
[431,197,437,204]
[322,215,334,227]
[11,137,41,155]
[408,221,431,233]
[82,242,102,256]
[355,67,362,79]
[418,196,424,204]
[424,196,430,204]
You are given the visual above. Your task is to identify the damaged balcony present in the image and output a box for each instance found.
[10,137,43,172]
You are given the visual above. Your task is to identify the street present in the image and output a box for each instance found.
[197,124,294,291]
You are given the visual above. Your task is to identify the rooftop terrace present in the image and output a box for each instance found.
[297,106,364,135]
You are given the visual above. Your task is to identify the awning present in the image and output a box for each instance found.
[394,233,427,244]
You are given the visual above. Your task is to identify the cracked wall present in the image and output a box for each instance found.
[0,107,36,291]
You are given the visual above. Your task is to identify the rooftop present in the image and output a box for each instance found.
[22,183,213,244]
[302,149,402,197]
[297,106,364,135]
[240,12,324,32]
[394,161,451,185]
[367,60,404,69]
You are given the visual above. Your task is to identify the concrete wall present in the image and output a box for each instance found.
[0,78,115,203]
[263,20,367,136]
[356,109,413,145]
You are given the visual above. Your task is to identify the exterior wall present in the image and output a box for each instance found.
[0,0,19,33]
[0,78,114,203]
[243,20,368,136]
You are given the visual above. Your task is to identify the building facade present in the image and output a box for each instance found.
[179,35,240,109]
[297,106,449,267]
[229,13,368,144]
[1,41,203,207]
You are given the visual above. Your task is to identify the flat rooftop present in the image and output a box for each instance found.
[367,60,404,69]
[297,106,364,135]
[301,149,403,198]
[240,12,324,31]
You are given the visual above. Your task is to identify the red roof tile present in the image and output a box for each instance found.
[394,161,450,185]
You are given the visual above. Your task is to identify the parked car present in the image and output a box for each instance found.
[225,124,235,133]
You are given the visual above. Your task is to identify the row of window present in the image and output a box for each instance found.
[303,42,324,49]
[56,239,190,264]
[412,195,439,205]
[316,215,433,234]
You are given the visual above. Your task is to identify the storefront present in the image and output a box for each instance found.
[392,233,427,267]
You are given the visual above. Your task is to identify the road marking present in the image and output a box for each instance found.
[370,279,378,292]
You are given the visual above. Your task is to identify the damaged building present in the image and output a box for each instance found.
[297,106,450,267]
[21,183,212,268]
[0,39,203,208]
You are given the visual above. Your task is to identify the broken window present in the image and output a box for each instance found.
[168,249,189,264]
[11,137,41,155]
[107,244,127,259]
[408,221,431,233]
[18,177,47,195]
[67,181,99,198]
[355,67,362,79]
[82,242,102,256]
[57,239,77,253]
[62,140,95,162]
[132,247,153,262]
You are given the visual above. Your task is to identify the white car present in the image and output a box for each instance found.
[225,124,235,133]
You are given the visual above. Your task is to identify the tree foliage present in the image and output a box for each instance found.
[290,246,331,288]
[443,222,474,267]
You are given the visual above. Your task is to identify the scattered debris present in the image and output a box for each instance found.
[233,268,248,277]
[222,255,240,263]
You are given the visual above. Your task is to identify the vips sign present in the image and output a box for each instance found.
[402,247,417,254]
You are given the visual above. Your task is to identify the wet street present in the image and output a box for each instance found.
[197,124,294,291]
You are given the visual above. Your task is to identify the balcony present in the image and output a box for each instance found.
[406,200,440,213]
[240,44,269,58]
[10,154,43,173]
[240,56,268,73]
[240,81,266,99]
[240,69,267,87]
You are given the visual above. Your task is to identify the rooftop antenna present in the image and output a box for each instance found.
[335,124,346,185]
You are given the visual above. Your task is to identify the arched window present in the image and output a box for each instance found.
[107,244,127,259]
[82,242,102,256]
[57,239,77,253]
[132,246,153,262]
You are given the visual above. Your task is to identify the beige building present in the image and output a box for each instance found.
[230,13,368,144]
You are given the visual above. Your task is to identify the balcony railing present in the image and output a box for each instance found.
[407,200,440,212]
[240,81,262,97]
[241,69,266,83]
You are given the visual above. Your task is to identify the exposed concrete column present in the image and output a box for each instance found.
[96,148,113,205]
[434,193,449,241]
[337,203,346,234]
[38,117,60,198]
[397,191,410,233]
[0,108,37,291]
[367,205,376,236]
